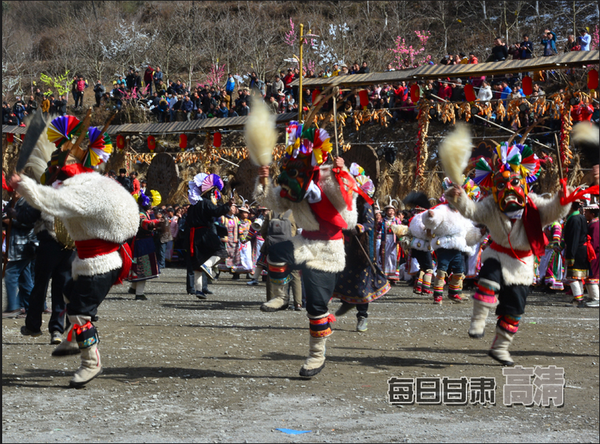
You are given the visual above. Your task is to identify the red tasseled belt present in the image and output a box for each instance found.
[75,239,132,285]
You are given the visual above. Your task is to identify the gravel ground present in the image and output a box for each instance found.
[2,267,599,443]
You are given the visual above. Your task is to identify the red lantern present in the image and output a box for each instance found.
[410,84,420,103]
[213,132,222,148]
[522,76,533,96]
[358,90,369,109]
[6,133,14,143]
[464,84,476,102]
[116,134,125,150]
[588,69,598,91]
[147,135,156,152]
[179,134,188,150]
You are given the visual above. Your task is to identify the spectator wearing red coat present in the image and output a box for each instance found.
[144,66,154,95]
[130,172,141,196]
[571,102,594,122]
[394,81,409,106]
[437,81,452,101]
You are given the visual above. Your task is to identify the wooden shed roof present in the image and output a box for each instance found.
[290,50,599,88]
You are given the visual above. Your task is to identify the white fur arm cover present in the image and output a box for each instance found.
[17,173,139,279]
[253,177,292,217]
[17,174,88,218]
[445,188,493,226]
[252,166,357,273]
[530,192,570,228]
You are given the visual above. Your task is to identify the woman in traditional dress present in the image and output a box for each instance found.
[128,190,162,300]
[234,205,254,275]
[218,204,240,278]
[380,202,402,283]
[187,172,233,299]
[543,221,565,291]
[333,164,395,332]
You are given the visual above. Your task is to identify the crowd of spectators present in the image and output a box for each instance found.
[2,26,596,130]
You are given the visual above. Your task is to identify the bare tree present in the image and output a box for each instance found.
[569,0,597,37]
[429,1,455,55]
[173,2,206,86]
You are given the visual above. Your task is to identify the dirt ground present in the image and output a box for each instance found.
[2,267,599,443]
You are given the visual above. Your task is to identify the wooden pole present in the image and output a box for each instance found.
[298,24,304,122]
[333,91,339,157]
[554,133,564,181]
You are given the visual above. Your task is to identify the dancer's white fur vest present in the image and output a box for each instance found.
[450,191,569,285]
[17,173,139,279]
[422,204,483,255]
[253,165,357,273]
[408,211,431,252]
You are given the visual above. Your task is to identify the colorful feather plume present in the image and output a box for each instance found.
[283,121,333,167]
[83,127,113,168]
[473,142,540,191]
[47,115,81,148]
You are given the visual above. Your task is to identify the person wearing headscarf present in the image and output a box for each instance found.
[333,163,393,332]
[186,173,234,299]
[127,190,162,300]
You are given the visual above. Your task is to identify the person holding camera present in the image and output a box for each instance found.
[542,29,557,56]
[520,35,534,59]
[488,37,508,62]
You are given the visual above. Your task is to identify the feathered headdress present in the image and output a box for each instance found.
[135,189,161,209]
[136,190,151,208]
[188,172,224,204]
[284,121,333,167]
[84,127,113,168]
[473,143,540,192]
[349,162,375,197]
[47,115,113,168]
[441,176,481,202]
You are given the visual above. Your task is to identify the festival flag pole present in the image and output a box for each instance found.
[298,24,304,122]
[333,87,339,157]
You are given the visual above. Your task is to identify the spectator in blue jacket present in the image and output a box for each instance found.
[216,101,229,118]
[153,66,163,89]
[500,80,512,106]
[181,96,194,120]
[225,74,236,96]
[579,29,591,51]
[542,30,557,56]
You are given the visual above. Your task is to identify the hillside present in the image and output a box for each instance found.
[2,0,599,98]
